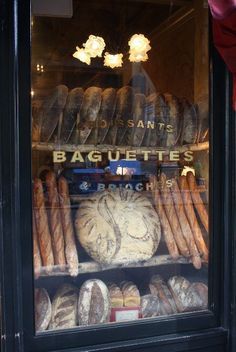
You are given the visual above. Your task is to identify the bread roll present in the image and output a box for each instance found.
[33,178,54,268]
[50,284,78,330]
[108,283,123,308]
[141,294,160,318]
[75,189,161,264]
[167,276,191,312]
[40,85,68,142]
[121,281,141,307]
[35,288,52,332]
[78,279,111,326]
[46,172,66,266]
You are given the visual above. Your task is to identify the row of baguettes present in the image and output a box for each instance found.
[35,275,208,332]
[150,172,209,270]
[32,85,209,147]
[33,172,79,277]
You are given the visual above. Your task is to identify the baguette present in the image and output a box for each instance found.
[179,176,208,262]
[187,172,209,233]
[170,178,202,269]
[160,174,189,257]
[58,177,79,276]
[46,172,66,266]
[32,209,42,278]
[33,179,54,268]
[149,175,179,259]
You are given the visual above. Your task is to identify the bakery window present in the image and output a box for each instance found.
[31,0,209,333]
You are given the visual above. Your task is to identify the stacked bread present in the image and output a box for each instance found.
[33,172,79,277]
[150,172,209,269]
[32,85,208,147]
[34,275,208,331]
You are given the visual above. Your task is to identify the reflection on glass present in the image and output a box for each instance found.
[31,0,209,333]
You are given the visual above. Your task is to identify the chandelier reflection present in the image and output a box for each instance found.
[83,35,106,58]
[73,47,91,65]
[104,53,123,68]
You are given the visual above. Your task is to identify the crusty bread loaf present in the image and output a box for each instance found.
[40,85,68,142]
[35,288,52,332]
[33,178,54,268]
[126,93,146,147]
[167,276,191,312]
[46,172,66,266]
[141,294,160,318]
[78,279,111,326]
[97,88,117,144]
[121,281,141,307]
[180,99,198,145]
[163,93,181,147]
[32,209,42,278]
[50,284,78,330]
[75,189,161,265]
[150,275,177,315]
[108,283,123,308]
[188,282,208,310]
[58,177,79,277]
[79,87,102,144]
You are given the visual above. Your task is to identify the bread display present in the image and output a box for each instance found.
[120,281,141,307]
[50,284,78,330]
[141,294,160,318]
[46,171,66,266]
[40,85,68,142]
[75,189,161,265]
[33,178,54,268]
[35,288,52,332]
[59,87,84,144]
[78,279,111,326]
[108,283,123,308]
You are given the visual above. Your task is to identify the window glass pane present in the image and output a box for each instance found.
[31,0,209,333]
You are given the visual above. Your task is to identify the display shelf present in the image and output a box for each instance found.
[32,141,209,154]
[36,254,207,278]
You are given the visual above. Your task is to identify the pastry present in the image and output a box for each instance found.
[108,283,123,308]
[75,189,161,264]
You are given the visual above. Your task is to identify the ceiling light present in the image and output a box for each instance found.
[83,35,106,58]
[128,34,151,62]
[104,53,123,68]
[73,47,91,65]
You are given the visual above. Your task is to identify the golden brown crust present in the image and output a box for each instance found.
[33,178,54,268]
[187,172,209,233]
[170,178,202,269]
[108,283,124,308]
[120,281,141,307]
[149,175,179,259]
[58,177,79,276]
[179,176,208,262]
[160,174,189,257]
[32,209,42,278]
[46,172,66,266]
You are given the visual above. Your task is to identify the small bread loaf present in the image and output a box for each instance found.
[150,275,177,315]
[108,283,123,308]
[32,209,42,278]
[33,178,54,268]
[46,172,66,266]
[180,99,198,145]
[97,88,117,144]
[50,284,78,330]
[58,177,79,277]
[78,279,111,326]
[141,294,160,318]
[164,93,181,147]
[35,288,52,332]
[121,281,141,307]
[188,282,208,310]
[75,189,161,265]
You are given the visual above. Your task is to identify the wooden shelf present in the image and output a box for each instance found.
[36,254,207,278]
[32,141,209,154]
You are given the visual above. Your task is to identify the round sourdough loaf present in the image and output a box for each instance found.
[75,189,161,264]
[35,288,52,332]
[78,279,111,326]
